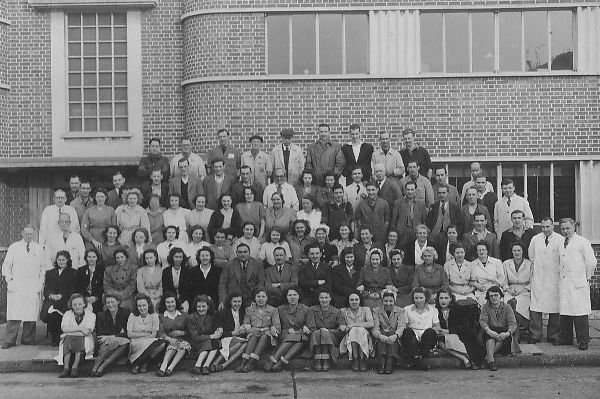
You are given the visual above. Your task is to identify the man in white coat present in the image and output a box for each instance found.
[1,225,46,348]
[44,213,86,269]
[528,217,563,344]
[270,128,305,186]
[558,218,597,350]
[39,189,80,249]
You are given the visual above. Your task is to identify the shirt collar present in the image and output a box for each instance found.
[164,310,182,319]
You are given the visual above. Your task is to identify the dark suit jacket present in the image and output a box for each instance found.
[196,265,222,305]
[216,306,246,337]
[460,203,493,232]
[265,262,298,306]
[499,228,536,262]
[96,307,130,337]
[298,261,331,304]
[218,258,265,305]
[141,180,169,208]
[162,266,198,306]
[432,237,465,265]
[42,267,78,318]
[107,188,123,210]
[462,230,499,261]
[330,264,361,308]
[474,192,498,231]
[341,143,374,182]
[207,208,242,241]
[231,181,264,206]
[352,242,385,269]
[390,198,428,246]
[169,175,204,208]
[203,175,235,210]
[402,240,434,267]
[377,178,402,208]
[425,201,467,238]
[75,265,105,313]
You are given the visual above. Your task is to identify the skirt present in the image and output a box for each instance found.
[375,331,399,358]
[63,335,85,354]
[440,333,467,355]
[129,337,159,363]
[55,334,95,365]
[505,292,531,320]
[98,336,130,357]
[340,327,374,359]
[309,328,342,362]
[280,331,309,343]
[219,337,247,361]
[167,339,192,352]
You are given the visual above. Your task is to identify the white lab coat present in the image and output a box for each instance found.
[1,240,46,321]
[528,232,563,313]
[559,233,597,316]
[45,231,86,270]
[38,205,80,248]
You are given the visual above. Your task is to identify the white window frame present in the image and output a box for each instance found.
[50,10,143,157]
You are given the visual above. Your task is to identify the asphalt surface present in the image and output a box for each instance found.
[0,367,599,399]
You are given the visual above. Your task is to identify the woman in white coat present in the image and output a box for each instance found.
[557,218,597,350]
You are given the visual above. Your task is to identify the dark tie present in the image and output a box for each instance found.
[221,145,227,154]
[545,236,549,247]
[26,242,30,253]
[507,198,511,207]
[313,263,319,271]
[356,185,360,194]
[278,266,283,274]
[241,262,246,271]
[564,238,569,248]
[441,203,446,216]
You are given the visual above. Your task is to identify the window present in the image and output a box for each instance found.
[266,13,369,75]
[67,12,128,133]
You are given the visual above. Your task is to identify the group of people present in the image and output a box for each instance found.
[1,124,597,377]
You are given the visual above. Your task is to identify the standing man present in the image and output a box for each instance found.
[70,180,93,226]
[372,163,402,209]
[262,168,299,210]
[141,168,169,208]
[472,173,497,220]
[138,137,170,178]
[66,175,81,205]
[39,189,80,249]
[321,184,354,241]
[371,131,405,183]
[232,165,264,206]
[344,166,367,213]
[460,162,495,204]
[461,187,493,233]
[425,184,466,242]
[399,160,434,208]
[498,210,536,261]
[206,128,242,178]
[107,170,126,210]
[341,123,374,184]
[170,136,207,181]
[399,128,432,179]
[462,211,499,261]
[494,178,534,241]
[432,167,460,206]
[557,218,597,350]
[241,135,272,188]
[305,123,344,185]
[270,128,305,187]
[202,158,235,210]
[45,213,86,269]
[390,181,428,248]
[528,217,563,345]
[1,226,46,348]
[354,181,390,244]
[169,158,204,210]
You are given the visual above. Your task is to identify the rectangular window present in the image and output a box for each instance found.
[266,15,289,74]
[319,14,343,74]
[420,13,443,73]
[498,12,522,72]
[550,10,574,70]
[445,13,469,73]
[292,14,316,75]
[524,11,548,71]
[67,12,128,133]
[471,13,495,72]
[345,13,369,74]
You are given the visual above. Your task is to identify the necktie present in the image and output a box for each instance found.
[564,237,569,248]
[277,185,283,194]
[221,145,227,154]
[278,266,283,274]
[241,262,246,271]
[441,203,446,216]
[507,198,511,207]
[313,263,319,271]
[26,242,30,253]
[545,236,549,247]
[356,185,360,194]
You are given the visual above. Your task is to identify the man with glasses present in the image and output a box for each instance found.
[169,136,207,181]
[241,135,272,188]
[371,131,405,184]
[262,168,299,210]
[39,189,80,249]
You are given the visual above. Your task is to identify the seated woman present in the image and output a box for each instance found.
[411,246,449,304]
[372,290,407,374]
[480,286,520,371]
[443,243,476,301]
[340,292,374,372]
[104,248,137,312]
[156,292,191,376]
[330,223,357,256]
[210,229,236,268]
[388,249,415,308]
[502,242,533,341]
[306,289,346,372]
[469,241,505,306]
[384,229,402,265]
[127,294,165,374]
[127,228,154,268]
[209,292,249,372]
[187,295,222,375]
[186,225,211,266]
[235,186,266,242]
[259,228,292,268]
[233,222,261,260]
[137,249,163,310]
[237,288,282,373]
[157,225,187,267]
[99,225,127,266]
[310,225,339,266]
[92,293,131,377]
[331,248,361,308]
[75,248,105,314]
[57,293,96,378]
[208,194,242,243]
[402,287,440,371]
[296,194,322,237]
[264,287,310,372]
[287,219,314,267]
[357,249,392,309]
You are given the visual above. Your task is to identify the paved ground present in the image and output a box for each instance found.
[0,367,599,399]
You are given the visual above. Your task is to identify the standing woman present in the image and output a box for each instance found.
[479,286,519,371]
[137,249,163,310]
[444,243,476,301]
[187,295,222,375]
[330,224,358,256]
[116,189,151,245]
[372,290,407,374]
[210,229,236,268]
[210,292,249,372]
[156,293,191,376]
[42,250,77,346]
[186,225,211,266]
[195,246,222,305]
[233,222,261,260]
[402,287,441,371]
[157,225,186,267]
[287,219,314,267]
[208,194,241,243]
[502,242,533,340]
[265,191,297,239]
[306,289,346,371]
[411,246,449,304]
[99,225,127,266]
[92,293,131,377]
[185,195,214,239]
[103,248,137,312]
[81,188,117,250]
[147,194,165,245]
[163,193,190,244]
[296,194,322,237]
[75,248,105,314]
[388,249,415,308]
[340,292,374,372]
[357,249,392,309]
[235,186,266,241]
[127,294,164,374]
[331,248,361,308]
[264,287,310,372]
[469,241,505,306]
[128,228,154,268]
[295,170,320,202]
[57,293,96,378]
[237,288,281,373]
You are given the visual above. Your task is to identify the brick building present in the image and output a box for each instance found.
[0,0,599,318]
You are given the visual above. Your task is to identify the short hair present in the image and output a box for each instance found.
[196,246,215,266]
[301,194,316,206]
[434,167,447,174]
[217,194,233,209]
[306,243,322,253]
[189,225,207,241]
[190,295,215,315]
[510,241,525,253]
[349,123,360,131]
[511,209,525,218]
[241,221,256,233]
[540,216,554,224]
[406,159,420,167]
[94,187,108,199]
[446,224,458,234]
[501,178,514,186]
[212,157,225,166]
[272,246,287,256]
[411,286,430,302]
[292,219,311,236]
[436,183,449,192]
[131,227,150,244]
[450,242,466,255]
[402,128,416,137]
[350,165,363,173]
[421,246,438,261]
[346,291,365,307]
[414,224,430,236]
[435,287,456,308]
[253,287,269,299]
[213,228,227,240]
[271,191,285,205]
[466,187,478,195]
[177,157,189,166]
[389,249,405,261]
[166,246,188,266]
[317,123,330,130]
[112,170,124,179]
[223,291,243,311]
[332,183,344,193]
[285,286,303,303]
[473,172,487,181]
[559,217,576,226]
[365,181,379,190]
[404,180,417,190]
[382,290,396,301]
[369,248,384,262]
[323,171,337,182]
[236,242,251,252]
[240,165,252,173]
[84,248,102,266]
[141,248,159,266]
[475,240,490,253]
[158,291,182,313]
[339,247,355,267]
[358,225,372,234]
[267,227,283,242]
[485,285,504,301]
[163,225,180,240]
[193,194,207,205]
[168,192,181,202]
[149,137,161,145]
[217,128,230,136]
[473,211,487,220]
[67,293,87,310]
[54,250,72,269]
[113,248,129,260]
[133,294,155,316]
[103,292,122,304]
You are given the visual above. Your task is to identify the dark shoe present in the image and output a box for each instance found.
[359,357,367,372]
[351,357,359,372]
[208,364,217,373]
[322,359,330,371]
[201,367,210,375]
[554,340,572,346]
[156,370,166,377]
[165,368,173,376]
[463,361,472,370]
[272,361,284,372]
[235,359,248,373]
[384,357,393,374]
[579,343,589,351]
[214,364,224,372]
[377,356,386,374]
[263,359,274,372]
[58,369,70,378]
[241,358,255,373]
[470,363,481,371]
[70,368,79,378]
[487,362,498,371]
[313,359,322,372]
[191,366,203,375]
[140,362,148,373]
[1,342,15,349]
[131,364,140,374]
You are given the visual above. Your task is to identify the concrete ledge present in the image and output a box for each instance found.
[28,0,156,10]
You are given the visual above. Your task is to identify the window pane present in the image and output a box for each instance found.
[420,13,443,73]
[83,73,96,86]
[84,43,96,56]
[114,14,127,26]
[82,14,96,26]
[114,57,127,70]
[83,58,96,71]
[345,13,369,74]
[499,12,522,71]
[524,11,548,71]
[292,14,316,74]
[69,73,81,86]
[99,88,112,101]
[115,118,128,131]
[99,58,112,71]
[99,103,112,117]
[445,13,469,72]
[84,88,97,101]
[98,14,111,26]
[550,11,573,70]
[69,103,82,117]
[319,14,342,74]
[83,27,96,41]
[527,163,551,221]
[68,28,80,41]
[84,103,97,117]
[472,13,495,72]
[68,59,81,72]
[84,118,97,132]
[69,88,81,102]
[114,42,127,56]
[115,102,128,116]
[114,72,127,86]
[99,28,112,41]
[68,14,81,27]
[100,118,113,131]
[69,118,82,132]
[267,15,289,74]
[114,27,127,41]
[99,73,112,86]
[98,43,112,56]
[115,88,127,101]
[68,43,81,56]
[554,163,576,220]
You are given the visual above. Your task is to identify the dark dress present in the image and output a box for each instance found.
[298,261,331,307]
[390,264,415,307]
[277,304,310,343]
[75,265,105,314]
[196,266,222,306]
[42,267,77,342]
[330,264,361,308]
[96,307,131,355]
[162,266,198,306]
[207,208,242,241]
[216,307,246,338]
[306,305,346,353]
[437,303,485,364]
[186,313,221,352]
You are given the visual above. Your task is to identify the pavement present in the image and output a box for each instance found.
[1,319,600,373]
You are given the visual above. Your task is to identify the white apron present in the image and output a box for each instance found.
[559,234,597,316]
[528,233,562,313]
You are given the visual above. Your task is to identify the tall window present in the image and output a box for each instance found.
[67,12,128,133]
[266,13,369,75]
